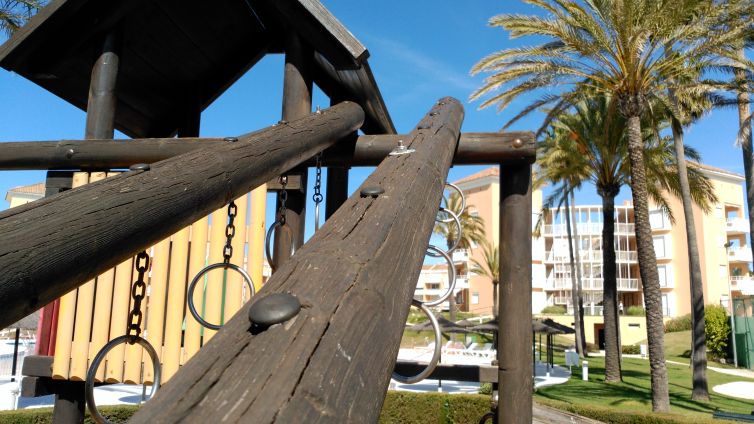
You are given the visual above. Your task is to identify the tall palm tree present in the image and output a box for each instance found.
[433,192,486,321]
[470,240,499,318]
[563,184,586,358]
[0,1,43,36]
[471,0,741,410]
[537,95,718,383]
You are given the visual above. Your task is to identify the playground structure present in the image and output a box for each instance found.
[0,1,535,423]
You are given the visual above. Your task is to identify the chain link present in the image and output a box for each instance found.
[223,201,237,263]
[312,153,323,204]
[127,251,149,343]
[279,175,288,225]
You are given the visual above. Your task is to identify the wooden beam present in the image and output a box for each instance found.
[498,163,533,424]
[0,132,534,170]
[0,102,364,329]
[129,98,463,423]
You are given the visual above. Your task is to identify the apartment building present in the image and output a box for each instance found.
[416,164,751,328]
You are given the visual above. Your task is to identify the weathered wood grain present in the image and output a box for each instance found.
[0,132,535,170]
[0,102,364,329]
[130,97,463,423]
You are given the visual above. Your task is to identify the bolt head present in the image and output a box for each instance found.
[65,148,75,159]
[248,293,301,327]
[512,138,524,148]
[360,186,385,198]
[129,163,150,172]
[224,137,238,143]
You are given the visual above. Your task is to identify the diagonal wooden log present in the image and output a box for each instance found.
[0,132,534,169]
[0,102,364,329]
[129,97,463,423]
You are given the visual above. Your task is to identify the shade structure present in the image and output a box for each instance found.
[542,318,576,334]
[411,316,468,334]
[470,318,575,335]
[469,318,499,333]
[454,319,477,328]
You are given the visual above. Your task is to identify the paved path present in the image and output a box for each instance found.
[534,403,604,424]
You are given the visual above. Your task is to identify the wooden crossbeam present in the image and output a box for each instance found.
[129,97,463,423]
[0,132,533,170]
[0,102,364,329]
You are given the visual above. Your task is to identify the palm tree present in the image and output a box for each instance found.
[470,240,499,318]
[537,95,718,383]
[0,1,43,36]
[471,0,741,410]
[433,192,486,321]
[564,184,586,358]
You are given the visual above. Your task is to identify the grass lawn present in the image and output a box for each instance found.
[536,334,754,423]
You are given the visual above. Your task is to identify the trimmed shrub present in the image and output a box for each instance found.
[536,398,728,424]
[625,306,645,316]
[379,392,490,423]
[478,382,492,395]
[541,305,567,315]
[664,313,692,333]
[621,344,640,354]
[705,304,730,360]
[585,342,600,353]
[0,405,139,424]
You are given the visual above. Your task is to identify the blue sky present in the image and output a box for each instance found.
[0,0,750,240]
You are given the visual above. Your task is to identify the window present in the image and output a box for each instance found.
[649,210,665,229]
[715,206,723,219]
[657,265,667,287]
[661,294,670,316]
[653,236,666,258]
[471,293,480,305]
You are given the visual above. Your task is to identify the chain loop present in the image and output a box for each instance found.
[127,251,149,343]
[223,201,237,264]
[279,175,288,226]
[313,153,323,231]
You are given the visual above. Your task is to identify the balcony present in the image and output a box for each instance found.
[728,246,754,263]
[456,275,469,289]
[727,218,750,234]
[615,251,638,262]
[730,276,754,295]
[452,249,469,262]
[542,223,635,236]
[545,277,639,292]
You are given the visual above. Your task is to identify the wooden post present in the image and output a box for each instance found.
[498,163,533,424]
[325,95,350,219]
[84,31,120,140]
[0,102,364,329]
[129,98,463,423]
[274,31,313,266]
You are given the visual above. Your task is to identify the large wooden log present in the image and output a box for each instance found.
[0,102,364,329]
[0,132,534,169]
[129,97,463,423]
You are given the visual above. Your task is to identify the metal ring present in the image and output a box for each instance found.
[187,263,255,330]
[85,335,161,424]
[430,208,462,256]
[392,300,442,384]
[265,220,297,272]
[421,246,457,307]
[437,183,465,223]
[314,202,321,232]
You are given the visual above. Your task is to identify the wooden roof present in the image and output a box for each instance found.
[0,0,395,138]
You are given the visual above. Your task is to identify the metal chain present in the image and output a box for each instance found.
[223,201,237,264]
[279,175,288,225]
[312,153,323,204]
[127,251,149,343]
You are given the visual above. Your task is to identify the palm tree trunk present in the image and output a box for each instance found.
[626,113,670,412]
[570,190,588,355]
[670,119,709,400]
[599,185,622,382]
[737,49,754,298]
[565,187,585,357]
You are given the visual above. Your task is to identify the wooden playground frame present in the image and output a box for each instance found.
[0,1,536,423]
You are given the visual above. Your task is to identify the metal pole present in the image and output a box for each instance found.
[498,162,533,424]
[726,242,739,367]
[11,328,20,382]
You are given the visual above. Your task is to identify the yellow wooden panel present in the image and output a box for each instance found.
[69,171,106,381]
[162,227,190,381]
[88,172,119,382]
[183,217,209,364]
[202,207,227,341]
[248,185,267,291]
[51,172,89,380]
[142,236,171,385]
[223,194,249,321]
[104,256,133,383]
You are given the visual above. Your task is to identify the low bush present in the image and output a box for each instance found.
[621,344,640,354]
[625,306,645,316]
[536,398,727,424]
[585,342,600,352]
[664,313,692,333]
[705,304,730,360]
[478,382,492,395]
[0,405,138,424]
[541,305,566,315]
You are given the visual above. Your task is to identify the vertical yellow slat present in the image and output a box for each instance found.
[69,171,106,381]
[202,207,227,341]
[224,194,249,320]
[142,236,171,385]
[123,247,149,384]
[183,217,209,364]
[51,172,89,380]
[104,255,133,383]
[248,185,267,291]
[88,172,119,382]
[162,227,190,381]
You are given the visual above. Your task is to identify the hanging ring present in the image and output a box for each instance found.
[430,208,462,256]
[392,300,442,384]
[265,220,297,272]
[85,335,161,424]
[437,183,466,223]
[314,202,321,232]
[187,263,255,330]
[421,246,457,307]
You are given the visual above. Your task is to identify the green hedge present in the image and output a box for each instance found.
[0,405,138,424]
[664,313,692,333]
[535,398,734,424]
[625,306,645,316]
[541,305,566,314]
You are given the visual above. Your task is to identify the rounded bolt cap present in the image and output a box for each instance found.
[360,186,385,198]
[512,138,524,148]
[248,293,301,327]
[129,163,150,171]
[224,137,238,143]
[65,148,75,158]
